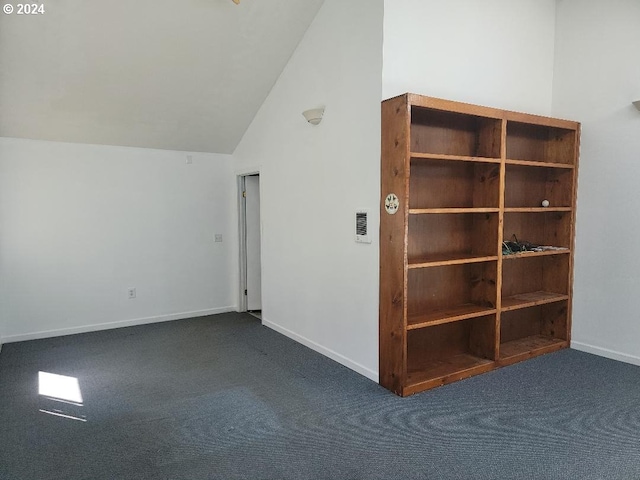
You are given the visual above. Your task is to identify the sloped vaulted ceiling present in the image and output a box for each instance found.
[0,0,325,153]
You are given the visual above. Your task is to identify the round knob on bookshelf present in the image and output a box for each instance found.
[541,199,550,207]
[385,193,399,214]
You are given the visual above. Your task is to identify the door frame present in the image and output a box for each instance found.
[237,170,261,313]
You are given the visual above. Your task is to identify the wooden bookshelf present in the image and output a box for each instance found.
[380,94,580,396]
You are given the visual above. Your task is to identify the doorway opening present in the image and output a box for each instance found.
[238,173,262,320]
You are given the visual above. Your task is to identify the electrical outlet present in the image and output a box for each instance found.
[214,234,223,242]
[128,288,136,299]
[186,155,193,164]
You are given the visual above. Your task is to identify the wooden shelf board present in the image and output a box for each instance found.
[408,94,505,119]
[407,304,496,330]
[410,152,501,164]
[501,291,569,312]
[408,254,498,269]
[502,249,570,260]
[504,110,579,130]
[506,159,574,169]
[499,335,567,365]
[504,207,572,213]
[405,354,494,395]
[409,208,500,215]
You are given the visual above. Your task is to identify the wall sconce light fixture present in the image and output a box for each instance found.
[302,107,325,126]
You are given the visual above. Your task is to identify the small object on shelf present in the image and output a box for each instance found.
[503,243,569,255]
[541,199,550,207]
[503,235,540,254]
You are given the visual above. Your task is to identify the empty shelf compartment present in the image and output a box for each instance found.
[406,316,496,393]
[408,212,499,264]
[409,159,500,209]
[411,107,502,158]
[506,121,576,165]
[500,302,568,363]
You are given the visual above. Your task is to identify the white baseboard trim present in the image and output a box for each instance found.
[2,306,236,344]
[262,317,379,383]
[571,341,640,367]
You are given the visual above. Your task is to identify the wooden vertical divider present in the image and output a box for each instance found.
[566,125,581,344]
[379,95,410,395]
[495,117,507,361]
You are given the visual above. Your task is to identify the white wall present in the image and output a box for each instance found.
[383,0,557,115]
[233,0,384,380]
[0,137,236,342]
[553,0,640,364]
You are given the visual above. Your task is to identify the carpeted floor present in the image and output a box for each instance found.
[1,312,640,480]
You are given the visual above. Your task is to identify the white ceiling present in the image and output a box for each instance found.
[0,0,325,153]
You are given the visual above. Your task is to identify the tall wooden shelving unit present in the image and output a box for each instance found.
[379,94,579,396]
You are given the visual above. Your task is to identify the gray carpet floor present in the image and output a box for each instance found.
[1,312,640,480]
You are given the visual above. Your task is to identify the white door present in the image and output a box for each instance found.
[245,175,262,311]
